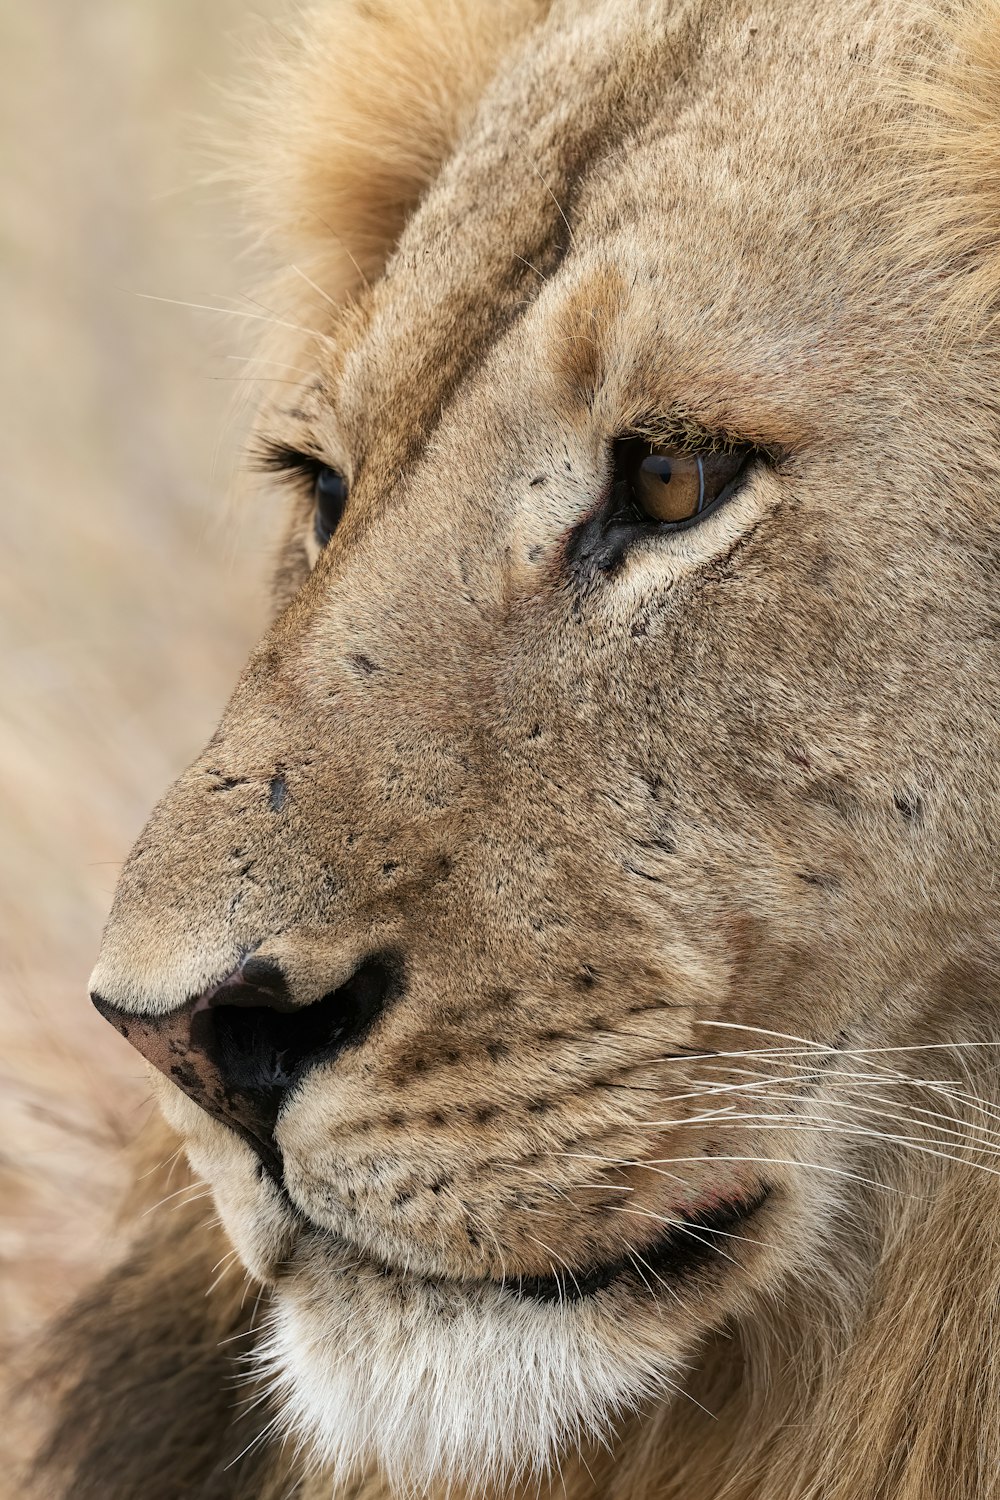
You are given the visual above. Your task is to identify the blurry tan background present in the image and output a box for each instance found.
[0,0,284,1381]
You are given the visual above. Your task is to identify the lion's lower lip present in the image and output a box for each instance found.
[298,1184,772,1303]
[506,1185,772,1303]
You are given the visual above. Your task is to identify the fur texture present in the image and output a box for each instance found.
[24,0,1000,1497]
[235,0,552,291]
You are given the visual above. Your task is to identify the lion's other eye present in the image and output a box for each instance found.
[315,465,348,545]
[625,441,749,526]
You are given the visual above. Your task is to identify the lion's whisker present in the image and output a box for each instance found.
[605,1202,780,1254]
[521,1229,584,1303]
[706,1078,1000,1150]
[225,353,315,375]
[223,1407,287,1471]
[206,1247,244,1296]
[139,1182,210,1217]
[666,1054,1000,1130]
[137,1144,184,1181]
[554,1149,911,1197]
[555,1150,692,1190]
[131,290,331,341]
[655,1113,1000,1176]
[290,262,341,314]
[693,1018,1000,1064]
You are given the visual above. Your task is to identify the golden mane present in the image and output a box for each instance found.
[233,0,551,295]
[894,0,1000,331]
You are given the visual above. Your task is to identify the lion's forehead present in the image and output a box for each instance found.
[318,0,915,487]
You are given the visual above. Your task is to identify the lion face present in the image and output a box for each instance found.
[88,0,1000,1490]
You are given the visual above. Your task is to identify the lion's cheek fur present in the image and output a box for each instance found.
[154,1074,299,1281]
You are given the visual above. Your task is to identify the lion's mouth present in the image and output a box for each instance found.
[295,1184,772,1304]
[507,1184,772,1302]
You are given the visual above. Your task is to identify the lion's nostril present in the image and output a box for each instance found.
[204,952,401,1092]
[91,950,403,1179]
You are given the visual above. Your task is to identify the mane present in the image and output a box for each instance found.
[15,1124,301,1500]
[654,1148,1000,1499]
[229,0,552,298]
[891,0,1000,332]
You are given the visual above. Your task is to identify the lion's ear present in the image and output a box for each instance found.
[241,0,551,300]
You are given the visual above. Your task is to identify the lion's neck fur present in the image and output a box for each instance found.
[597,1156,1000,1500]
[26,1118,1000,1500]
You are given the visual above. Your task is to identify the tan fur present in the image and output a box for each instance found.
[891,0,1000,329]
[236,0,552,291]
[26,0,1000,1496]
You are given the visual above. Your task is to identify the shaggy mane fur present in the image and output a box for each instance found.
[896,0,1000,328]
[235,0,551,293]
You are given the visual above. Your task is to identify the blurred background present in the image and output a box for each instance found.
[0,0,284,1399]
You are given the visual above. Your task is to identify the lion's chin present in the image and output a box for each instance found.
[175,1088,774,1487]
[257,1239,689,1494]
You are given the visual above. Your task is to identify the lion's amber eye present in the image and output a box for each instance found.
[314,465,348,546]
[626,442,748,527]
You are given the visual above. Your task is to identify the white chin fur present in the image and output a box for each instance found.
[257,1250,687,1493]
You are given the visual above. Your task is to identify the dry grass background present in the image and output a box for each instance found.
[0,0,286,1439]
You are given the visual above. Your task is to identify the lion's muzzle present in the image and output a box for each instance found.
[91,950,403,1181]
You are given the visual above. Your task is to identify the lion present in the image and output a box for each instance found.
[23,0,1000,1496]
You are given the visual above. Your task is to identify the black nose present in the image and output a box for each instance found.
[92,952,402,1180]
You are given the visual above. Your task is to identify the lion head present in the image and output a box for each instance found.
[81,0,1000,1494]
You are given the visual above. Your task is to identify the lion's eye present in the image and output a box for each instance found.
[624,441,749,527]
[314,465,348,546]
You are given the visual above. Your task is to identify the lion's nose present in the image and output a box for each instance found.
[91,952,402,1181]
